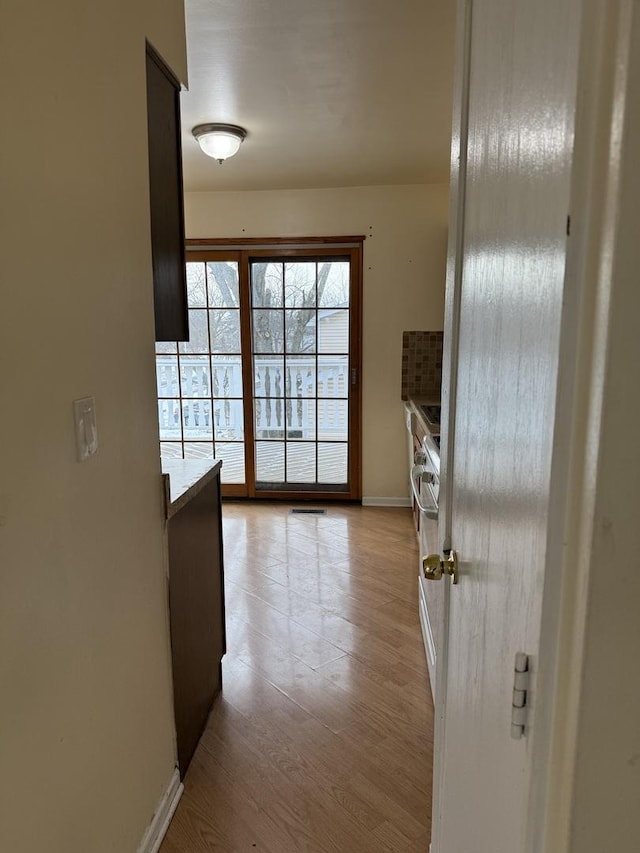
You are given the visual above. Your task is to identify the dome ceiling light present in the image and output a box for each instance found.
[192,123,247,164]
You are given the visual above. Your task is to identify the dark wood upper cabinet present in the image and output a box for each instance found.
[146,44,188,342]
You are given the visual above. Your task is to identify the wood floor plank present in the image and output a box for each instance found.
[254,558,400,610]
[313,653,432,732]
[161,502,433,853]
[224,592,347,670]
[196,697,405,853]
[278,716,430,838]
[241,573,429,673]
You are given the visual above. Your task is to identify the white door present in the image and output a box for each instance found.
[432,0,581,850]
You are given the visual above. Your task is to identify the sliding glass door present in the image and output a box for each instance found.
[157,242,362,499]
[251,257,351,492]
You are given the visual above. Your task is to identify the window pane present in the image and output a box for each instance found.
[252,262,283,307]
[287,398,316,440]
[211,356,243,397]
[253,309,284,353]
[318,399,348,441]
[318,356,348,398]
[285,262,316,307]
[210,309,241,353]
[286,356,316,397]
[254,398,285,439]
[156,356,179,398]
[319,261,349,307]
[186,262,207,307]
[256,441,284,482]
[318,443,348,483]
[156,340,177,354]
[179,309,209,353]
[286,442,316,483]
[160,442,183,459]
[207,261,239,307]
[285,309,316,353]
[254,357,285,397]
[182,399,213,441]
[158,400,182,441]
[215,442,245,484]
[318,308,349,353]
[213,399,244,440]
[179,356,210,397]
[184,442,213,459]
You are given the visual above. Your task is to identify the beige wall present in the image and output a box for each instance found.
[185,184,449,498]
[0,3,186,851]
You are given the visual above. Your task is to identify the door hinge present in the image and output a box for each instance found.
[351,368,357,386]
[511,652,530,739]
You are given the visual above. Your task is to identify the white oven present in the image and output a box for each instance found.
[410,433,442,699]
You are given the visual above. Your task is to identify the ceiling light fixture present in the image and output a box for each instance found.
[192,123,247,163]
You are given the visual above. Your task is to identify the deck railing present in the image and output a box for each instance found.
[157,355,348,443]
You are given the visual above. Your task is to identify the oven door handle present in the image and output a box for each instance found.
[410,465,438,520]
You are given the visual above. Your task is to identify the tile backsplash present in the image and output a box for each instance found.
[401,330,443,400]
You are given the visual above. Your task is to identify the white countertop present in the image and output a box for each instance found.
[161,458,223,519]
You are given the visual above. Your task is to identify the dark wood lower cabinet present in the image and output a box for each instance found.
[166,470,225,777]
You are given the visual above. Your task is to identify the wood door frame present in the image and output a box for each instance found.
[186,239,364,501]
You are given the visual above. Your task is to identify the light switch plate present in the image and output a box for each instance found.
[73,397,98,462]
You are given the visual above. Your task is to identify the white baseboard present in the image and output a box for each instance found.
[137,768,183,853]
[362,496,411,507]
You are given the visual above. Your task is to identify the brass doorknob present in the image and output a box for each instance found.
[422,550,458,585]
[422,553,443,580]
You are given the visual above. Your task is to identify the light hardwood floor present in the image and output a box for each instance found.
[161,502,433,853]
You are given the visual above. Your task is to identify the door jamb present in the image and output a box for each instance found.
[528,3,637,850]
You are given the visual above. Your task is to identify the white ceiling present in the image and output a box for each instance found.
[180,0,456,192]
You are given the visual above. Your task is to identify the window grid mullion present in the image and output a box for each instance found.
[315,261,319,484]
[176,316,186,455]
[204,262,215,457]
[281,262,288,485]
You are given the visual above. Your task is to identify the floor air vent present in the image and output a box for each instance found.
[290,508,327,515]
